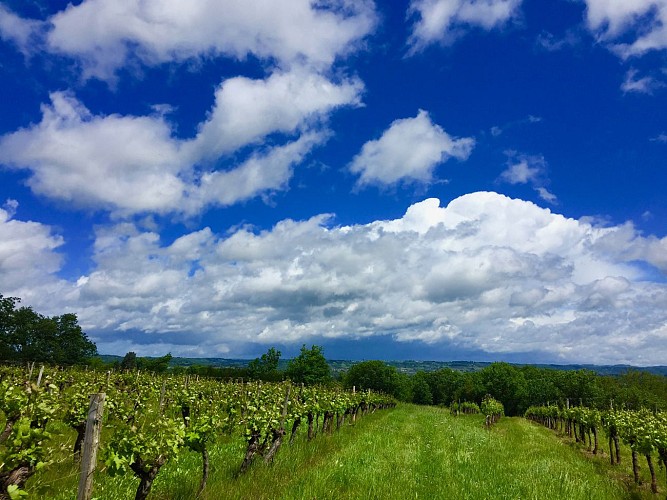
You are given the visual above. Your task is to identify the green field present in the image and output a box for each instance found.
[25,403,663,499]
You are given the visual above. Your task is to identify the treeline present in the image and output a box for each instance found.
[114,345,333,386]
[112,351,667,416]
[342,360,667,416]
[0,295,97,365]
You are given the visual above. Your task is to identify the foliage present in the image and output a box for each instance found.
[120,352,138,371]
[411,371,433,405]
[137,353,173,373]
[285,345,331,386]
[343,360,410,400]
[247,348,282,381]
[480,395,504,421]
[425,368,463,406]
[0,295,97,365]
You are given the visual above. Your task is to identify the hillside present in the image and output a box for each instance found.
[98,355,667,377]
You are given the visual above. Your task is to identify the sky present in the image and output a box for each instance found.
[0,0,666,365]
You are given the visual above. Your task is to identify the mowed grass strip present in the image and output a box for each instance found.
[245,404,627,500]
[29,404,641,499]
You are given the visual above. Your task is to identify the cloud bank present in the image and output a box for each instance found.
[2,192,666,364]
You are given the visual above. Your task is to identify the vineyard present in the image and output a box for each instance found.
[0,364,394,499]
[525,404,667,494]
[2,362,667,499]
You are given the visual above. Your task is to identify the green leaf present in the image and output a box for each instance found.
[7,485,29,499]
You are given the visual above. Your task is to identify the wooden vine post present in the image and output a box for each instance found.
[76,393,106,500]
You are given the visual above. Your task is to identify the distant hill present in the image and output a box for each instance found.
[97,355,667,377]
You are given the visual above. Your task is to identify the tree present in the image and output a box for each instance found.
[344,360,409,400]
[479,362,527,416]
[52,313,97,364]
[520,366,562,408]
[137,353,173,373]
[120,351,138,370]
[0,295,19,360]
[556,369,603,408]
[0,295,97,365]
[455,371,485,404]
[426,368,463,406]
[412,371,433,405]
[247,347,282,381]
[285,345,331,385]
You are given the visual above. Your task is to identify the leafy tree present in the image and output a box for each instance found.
[137,353,173,373]
[120,351,138,370]
[556,369,603,408]
[455,371,485,404]
[426,368,463,406]
[0,295,19,360]
[285,345,331,385]
[0,295,96,365]
[52,313,97,364]
[247,347,282,381]
[345,360,395,393]
[479,362,527,416]
[411,371,433,405]
[519,366,563,408]
[343,360,411,400]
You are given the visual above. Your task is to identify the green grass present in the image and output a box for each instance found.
[23,404,664,499]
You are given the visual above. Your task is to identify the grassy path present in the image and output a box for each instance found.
[240,404,626,500]
[32,404,654,499]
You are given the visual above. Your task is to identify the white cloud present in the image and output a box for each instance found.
[499,153,557,204]
[184,69,363,162]
[500,158,542,184]
[651,132,667,142]
[5,191,667,364]
[584,0,667,58]
[489,115,543,137]
[349,109,474,186]
[183,132,328,212]
[621,68,665,94]
[535,187,558,204]
[41,0,376,80]
[0,70,362,217]
[407,0,522,52]
[0,203,65,300]
[0,91,187,214]
[0,4,42,56]
[535,30,580,52]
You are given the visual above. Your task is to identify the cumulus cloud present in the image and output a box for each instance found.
[4,191,667,364]
[183,132,328,211]
[0,4,43,56]
[184,69,363,162]
[0,91,187,214]
[407,0,522,52]
[500,157,542,184]
[499,153,557,204]
[349,110,474,186]
[584,0,667,58]
[0,70,362,217]
[33,0,375,80]
[0,202,65,299]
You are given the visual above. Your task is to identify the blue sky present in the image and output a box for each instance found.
[0,0,666,364]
